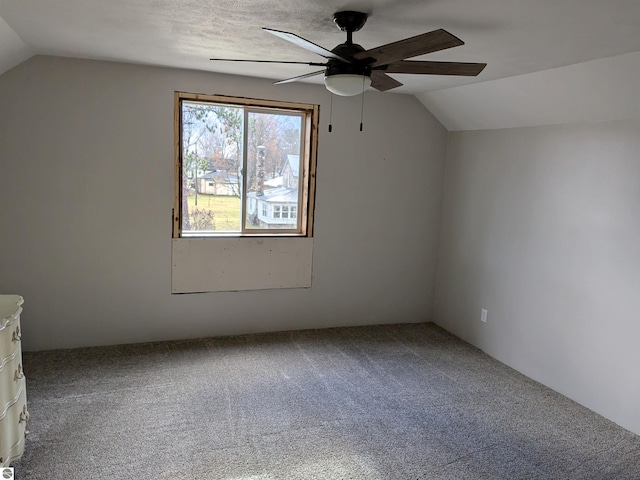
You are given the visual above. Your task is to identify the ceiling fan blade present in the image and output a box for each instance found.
[370,71,403,92]
[354,29,464,67]
[263,28,351,63]
[378,60,487,76]
[273,70,325,85]
[210,58,328,67]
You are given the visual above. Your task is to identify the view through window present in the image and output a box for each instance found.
[174,92,318,237]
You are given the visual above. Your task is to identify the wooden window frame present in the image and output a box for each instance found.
[173,91,319,238]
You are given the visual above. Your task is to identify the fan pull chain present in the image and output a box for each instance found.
[328,93,333,133]
[360,76,366,132]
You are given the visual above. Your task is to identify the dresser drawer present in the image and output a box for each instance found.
[0,315,23,410]
[0,342,24,408]
[0,382,28,467]
[0,317,22,363]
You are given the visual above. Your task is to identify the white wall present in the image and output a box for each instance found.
[435,120,640,435]
[0,56,447,351]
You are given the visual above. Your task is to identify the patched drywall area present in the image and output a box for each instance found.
[171,238,314,293]
[0,55,447,350]
[435,120,640,436]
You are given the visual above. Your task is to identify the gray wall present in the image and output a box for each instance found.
[435,120,640,435]
[0,56,447,351]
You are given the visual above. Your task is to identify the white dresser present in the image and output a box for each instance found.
[0,295,28,467]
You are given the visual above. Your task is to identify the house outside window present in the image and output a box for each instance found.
[173,92,318,237]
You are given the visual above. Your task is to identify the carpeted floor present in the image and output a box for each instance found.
[12,322,640,479]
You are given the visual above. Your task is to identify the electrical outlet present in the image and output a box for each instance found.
[481,309,488,323]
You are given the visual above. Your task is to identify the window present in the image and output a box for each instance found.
[173,92,318,238]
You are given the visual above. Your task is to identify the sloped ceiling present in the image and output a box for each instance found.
[418,50,640,130]
[2,0,640,129]
[0,14,34,74]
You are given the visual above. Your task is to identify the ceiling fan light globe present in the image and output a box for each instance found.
[324,74,371,96]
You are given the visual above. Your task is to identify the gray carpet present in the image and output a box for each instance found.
[13,323,640,479]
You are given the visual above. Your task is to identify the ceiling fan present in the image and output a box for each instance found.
[211,11,486,96]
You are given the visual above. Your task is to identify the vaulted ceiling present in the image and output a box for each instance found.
[2,0,640,129]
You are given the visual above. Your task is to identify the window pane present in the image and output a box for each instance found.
[175,92,316,238]
[181,102,244,234]
[245,111,302,231]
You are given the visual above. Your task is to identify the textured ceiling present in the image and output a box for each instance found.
[2,0,640,95]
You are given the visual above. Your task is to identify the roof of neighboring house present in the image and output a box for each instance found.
[247,186,297,203]
[282,155,299,178]
[264,175,284,188]
[263,156,298,189]
[199,171,238,182]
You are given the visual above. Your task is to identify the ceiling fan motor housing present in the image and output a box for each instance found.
[325,58,371,78]
[327,42,371,78]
